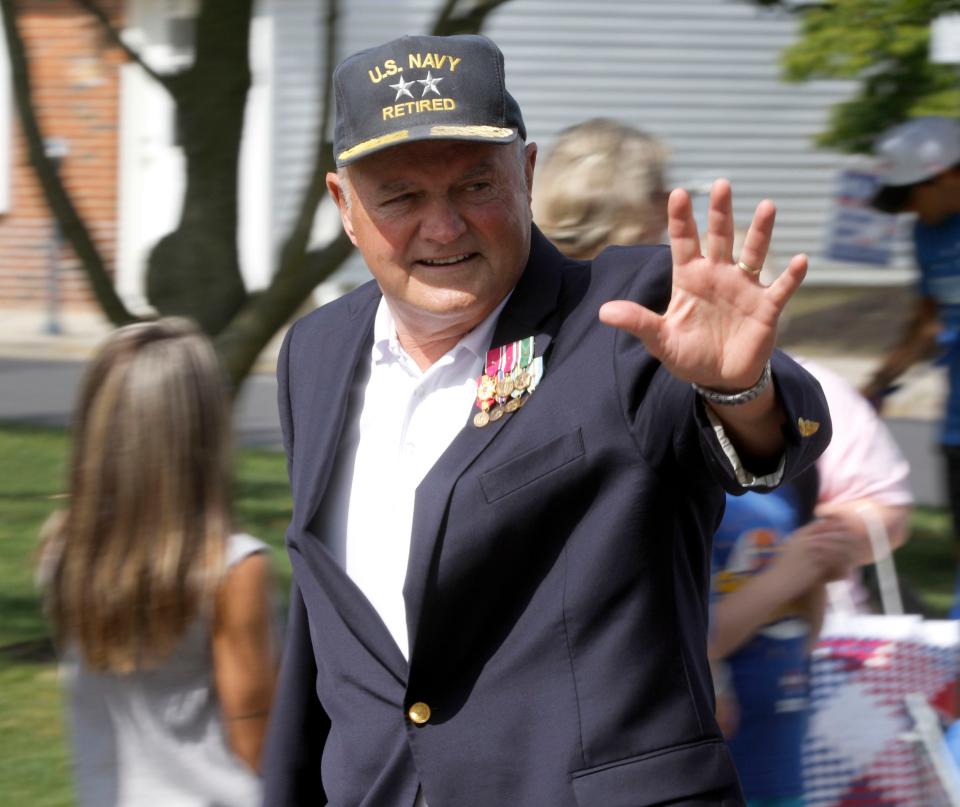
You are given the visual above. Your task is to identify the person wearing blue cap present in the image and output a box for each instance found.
[262,33,831,807]
[863,116,960,611]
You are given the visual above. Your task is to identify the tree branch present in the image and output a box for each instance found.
[300,229,354,289]
[0,0,137,325]
[432,0,514,35]
[73,0,176,93]
[431,0,460,34]
[215,229,354,388]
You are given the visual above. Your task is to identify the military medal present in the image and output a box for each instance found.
[473,336,542,427]
[473,351,500,427]
[477,375,496,400]
[512,337,533,391]
[526,356,544,393]
[492,343,512,408]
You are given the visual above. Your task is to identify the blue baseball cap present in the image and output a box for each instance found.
[332,34,526,167]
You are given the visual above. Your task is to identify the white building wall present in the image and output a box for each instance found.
[485,0,901,281]
[116,0,187,310]
[283,0,905,289]
[239,6,274,291]
[269,0,324,255]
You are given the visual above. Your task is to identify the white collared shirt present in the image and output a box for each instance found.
[324,294,508,659]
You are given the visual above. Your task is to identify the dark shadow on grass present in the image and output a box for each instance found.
[231,478,292,501]
[0,420,68,436]
[0,637,56,663]
[0,492,66,502]
[0,414,71,428]
[0,594,52,650]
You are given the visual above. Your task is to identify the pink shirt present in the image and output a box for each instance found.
[799,358,912,509]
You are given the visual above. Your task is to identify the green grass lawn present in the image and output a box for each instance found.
[0,420,956,803]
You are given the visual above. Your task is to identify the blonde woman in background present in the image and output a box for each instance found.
[532,117,669,258]
[40,318,277,807]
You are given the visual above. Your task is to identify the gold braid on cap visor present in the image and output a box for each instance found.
[337,126,515,163]
[428,125,514,138]
[338,130,410,163]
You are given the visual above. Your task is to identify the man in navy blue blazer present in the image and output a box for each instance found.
[262,34,832,807]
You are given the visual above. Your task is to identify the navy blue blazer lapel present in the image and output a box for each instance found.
[293,283,379,534]
[403,228,568,661]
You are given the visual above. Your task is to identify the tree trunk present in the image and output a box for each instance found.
[145,0,253,335]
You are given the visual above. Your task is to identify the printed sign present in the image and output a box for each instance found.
[822,169,898,266]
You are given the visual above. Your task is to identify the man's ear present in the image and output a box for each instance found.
[326,172,359,246]
[524,141,538,204]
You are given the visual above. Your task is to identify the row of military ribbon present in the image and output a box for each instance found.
[474,336,543,428]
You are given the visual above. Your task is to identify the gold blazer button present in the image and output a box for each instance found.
[407,702,432,725]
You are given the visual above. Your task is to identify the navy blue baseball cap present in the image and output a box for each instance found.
[332,34,526,167]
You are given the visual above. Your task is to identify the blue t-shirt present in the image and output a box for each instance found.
[915,213,960,445]
[711,488,811,800]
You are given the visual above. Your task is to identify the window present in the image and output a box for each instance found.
[0,12,11,214]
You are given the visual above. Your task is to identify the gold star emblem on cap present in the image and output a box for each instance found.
[797,418,820,437]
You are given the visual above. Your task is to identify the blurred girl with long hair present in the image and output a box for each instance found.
[41,318,276,806]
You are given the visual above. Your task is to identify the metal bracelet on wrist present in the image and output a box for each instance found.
[691,360,772,406]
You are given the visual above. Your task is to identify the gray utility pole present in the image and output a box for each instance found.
[42,137,68,336]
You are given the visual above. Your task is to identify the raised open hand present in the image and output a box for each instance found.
[599,179,807,391]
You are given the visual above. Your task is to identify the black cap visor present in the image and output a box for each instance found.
[870,183,913,214]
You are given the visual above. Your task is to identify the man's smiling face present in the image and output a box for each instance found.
[328,138,537,339]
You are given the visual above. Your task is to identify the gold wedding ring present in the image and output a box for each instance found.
[737,259,762,276]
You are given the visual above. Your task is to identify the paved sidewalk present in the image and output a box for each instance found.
[0,309,113,362]
[0,309,285,375]
[0,307,946,421]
